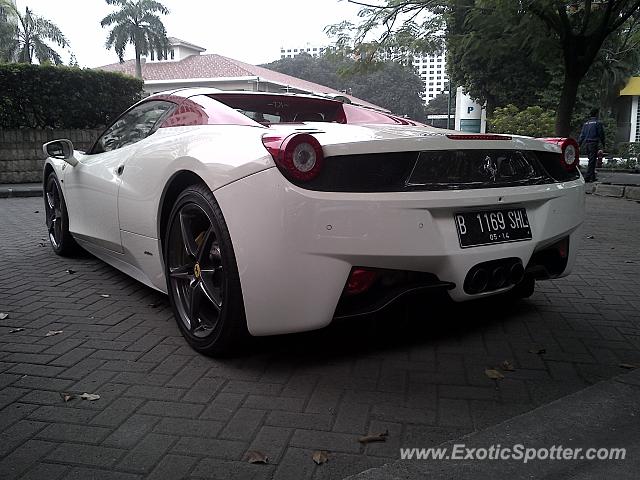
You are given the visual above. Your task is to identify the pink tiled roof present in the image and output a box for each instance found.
[97,53,385,110]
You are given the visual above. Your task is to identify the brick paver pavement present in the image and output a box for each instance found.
[0,194,639,480]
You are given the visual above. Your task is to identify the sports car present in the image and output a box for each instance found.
[42,88,585,355]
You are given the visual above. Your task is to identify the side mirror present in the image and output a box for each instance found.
[43,139,78,166]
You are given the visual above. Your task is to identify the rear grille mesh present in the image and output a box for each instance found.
[407,150,544,189]
[297,150,578,192]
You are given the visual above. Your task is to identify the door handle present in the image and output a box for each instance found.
[116,165,125,176]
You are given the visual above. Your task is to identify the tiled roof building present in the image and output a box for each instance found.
[97,37,384,111]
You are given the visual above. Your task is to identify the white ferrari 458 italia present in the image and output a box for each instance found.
[42,88,585,355]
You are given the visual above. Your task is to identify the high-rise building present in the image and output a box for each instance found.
[412,52,449,105]
[278,45,448,105]
[279,44,335,59]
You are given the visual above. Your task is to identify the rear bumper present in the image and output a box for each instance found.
[214,167,585,335]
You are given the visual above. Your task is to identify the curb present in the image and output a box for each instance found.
[0,184,43,198]
[346,368,640,479]
[595,168,640,173]
[587,183,640,200]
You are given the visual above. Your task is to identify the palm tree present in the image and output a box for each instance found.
[0,0,69,64]
[0,12,18,62]
[101,0,170,79]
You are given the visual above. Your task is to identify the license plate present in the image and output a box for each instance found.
[454,208,532,248]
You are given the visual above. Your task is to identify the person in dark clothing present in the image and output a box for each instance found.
[578,108,606,182]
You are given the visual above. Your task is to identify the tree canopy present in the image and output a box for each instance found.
[328,0,640,135]
[0,0,69,65]
[263,53,427,121]
[489,105,556,137]
[424,91,455,115]
[101,0,170,78]
[446,1,552,114]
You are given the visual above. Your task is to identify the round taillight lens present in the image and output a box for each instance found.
[540,137,579,172]
[263,133,324,182]
[563,143,577,167]
[560,138,579,170]
[291,142,317,173]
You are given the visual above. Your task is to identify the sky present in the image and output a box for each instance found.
[16,0,363,68]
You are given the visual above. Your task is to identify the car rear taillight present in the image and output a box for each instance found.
[446,134,512,140]
[553,237,569,259]
[344,268,378,296]
[541,137,580,171]
[262,133,324,181]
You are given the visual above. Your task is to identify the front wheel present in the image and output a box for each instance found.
[44,172,79,256]
[163,184,247,356]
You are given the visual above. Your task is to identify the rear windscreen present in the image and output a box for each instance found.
[209,93,344,124]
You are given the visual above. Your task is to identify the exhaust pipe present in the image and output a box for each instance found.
[509,262,525,285]
[465,259,525,294]
[490,266,508,289]
[468,268,489,294]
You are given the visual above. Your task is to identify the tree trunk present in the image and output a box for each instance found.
[555,72,581,137]
[135,49,142,79]
[484,95,496,132]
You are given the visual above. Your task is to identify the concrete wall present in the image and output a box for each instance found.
[0,129,102,183]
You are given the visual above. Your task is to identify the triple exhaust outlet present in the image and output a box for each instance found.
[464,258,525,295]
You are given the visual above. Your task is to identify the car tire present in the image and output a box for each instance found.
[44,172,80,256]
[164,183,247,356]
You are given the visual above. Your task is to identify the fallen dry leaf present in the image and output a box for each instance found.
[9,328,24,333]
[485,368,504,380]
[359,430,389,444]
[312,450,329,465]
[619,363,639,370]
[0,313,8,320]
[528,348,546,355]
[501,360,515,372]
[245,450,269,464]
[45,330,63,337]
[586,235,594,239]
[100,294,110,298]
[66,269,75,274]
[60,392,75,402]
[80,393,100,401]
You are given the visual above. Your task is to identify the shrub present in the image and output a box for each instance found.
[0,63,143,129]
[617,142,640,159]
[489,105,555,138]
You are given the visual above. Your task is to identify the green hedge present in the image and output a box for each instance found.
[489,105,556,138]
[617,142,640,159]
[0,63,143,129]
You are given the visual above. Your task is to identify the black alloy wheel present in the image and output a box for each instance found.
[164,184,246,355]
[44,173,78,256]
